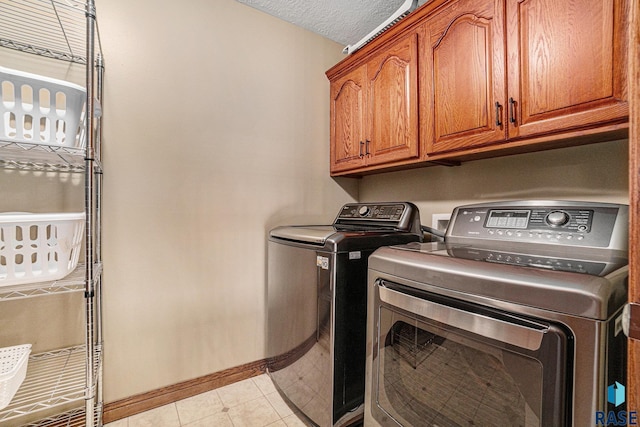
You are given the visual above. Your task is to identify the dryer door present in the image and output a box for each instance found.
[369,280,571,427]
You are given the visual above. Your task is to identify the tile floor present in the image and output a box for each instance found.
[104,374,310,427]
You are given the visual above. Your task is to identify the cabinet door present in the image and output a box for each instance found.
[507,0,628,138]
[423,0,507,154]
[366,32,420,166]
[330,66,367,173]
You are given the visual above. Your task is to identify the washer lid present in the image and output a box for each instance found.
[269,225,336,245]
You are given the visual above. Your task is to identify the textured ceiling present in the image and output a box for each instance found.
[235,0,427,48]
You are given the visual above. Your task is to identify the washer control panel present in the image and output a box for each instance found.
[334,202,422,234]
[447,201,628,251]
[338,203,406,221]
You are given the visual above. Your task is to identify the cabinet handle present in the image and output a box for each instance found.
[509,97,516,124]
[495,102,502,127]
[359,141,364,157]
[365,140,370,156]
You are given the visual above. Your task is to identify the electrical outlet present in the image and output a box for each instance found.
[432,213,451,232]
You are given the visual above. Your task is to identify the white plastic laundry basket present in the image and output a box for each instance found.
[0,212,85,287]
[0,66,86,148]
[0,344,31,410]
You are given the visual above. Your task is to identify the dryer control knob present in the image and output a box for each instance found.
[546,211,570,227]
[359,205,370,217]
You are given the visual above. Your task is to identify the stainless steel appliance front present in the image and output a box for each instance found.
[267,202,423,426]
[365,201,629,427]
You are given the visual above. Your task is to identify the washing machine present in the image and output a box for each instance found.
[267,202,424,426]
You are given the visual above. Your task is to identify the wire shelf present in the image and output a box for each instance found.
[390,321,443,369]
[0,263,103,301]
[0,0,102,65]
[1,1,104,426]
[0,344,102,424]
[0,139,86,172]
[21,405,102,427]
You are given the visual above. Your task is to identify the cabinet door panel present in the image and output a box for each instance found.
[366,33,420,166]
[330,67,367,173]
[424,0,506,154]
[507,0,628,137]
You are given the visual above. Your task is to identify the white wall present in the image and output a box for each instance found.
[97,0,355,402]
[0,0,355,405]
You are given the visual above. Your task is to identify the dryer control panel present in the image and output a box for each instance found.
[446,201,628,258]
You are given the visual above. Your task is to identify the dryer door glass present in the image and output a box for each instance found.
[371,283,570,426]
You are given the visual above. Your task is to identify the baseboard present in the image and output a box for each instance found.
[102,358,268,424]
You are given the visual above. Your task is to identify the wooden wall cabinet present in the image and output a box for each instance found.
[329,32,419,175]
[327,0,629,176]
[421,0,507,154]
[423,0,628,156]
[366,32,420,168]
[506,0,628,139]
[330,66,367,173]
